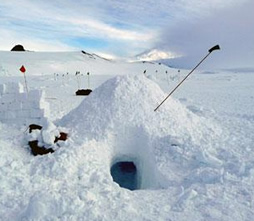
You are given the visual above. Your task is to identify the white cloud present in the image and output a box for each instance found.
[0,29,74,52]
[52,17,156,42]
[155,0,254,68]
[0,0,157,54]
[0,0,251,61]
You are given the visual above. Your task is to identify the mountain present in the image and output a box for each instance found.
[0,50,171,77]
[135,49,177,62]
[134,49,196,69]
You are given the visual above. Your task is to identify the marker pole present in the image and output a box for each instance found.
[154,45,220,112]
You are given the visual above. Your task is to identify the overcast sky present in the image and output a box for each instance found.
[0,0,253,68]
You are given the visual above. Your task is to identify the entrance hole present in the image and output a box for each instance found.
[110,161,138,191]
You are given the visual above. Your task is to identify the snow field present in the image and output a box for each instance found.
[0,51,254,220]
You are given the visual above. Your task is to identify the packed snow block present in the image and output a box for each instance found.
[0,103,8,111]
[0,84,6,95]
[26,99,49,117]
[29,101,40,109]
[6,111,17,119]
[16,109,30,118]
[7,101,23,110]
[30,109,45,118]
[0,111,7,119]
[5,82,24,94]
[0,94,15,103]
[39,102,50,117]
[28,90,44,101]
[21,101,32,110]
[27,90,45,109]
[5,118,25,125]
[39,100,50,110]
[16,93,28,102]
[0,82,50,127]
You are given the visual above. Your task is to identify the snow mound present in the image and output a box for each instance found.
[58,75,223,189]
[59,74,219,139]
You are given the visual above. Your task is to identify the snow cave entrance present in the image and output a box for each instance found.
[110,161,138,191]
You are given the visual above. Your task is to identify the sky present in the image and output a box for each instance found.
[0,0,253,68]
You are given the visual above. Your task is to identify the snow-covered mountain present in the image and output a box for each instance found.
[0,50,172,77]
[135,49,178,62]
[0,50,254,220]
[0,50,113,76]
[134,49,202,69]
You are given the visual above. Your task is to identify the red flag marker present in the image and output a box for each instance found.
[20,65,26,73]
[19,65,29,93]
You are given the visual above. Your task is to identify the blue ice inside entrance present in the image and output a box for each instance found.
[110,161,138,191]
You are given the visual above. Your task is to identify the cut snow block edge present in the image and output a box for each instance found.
[0,82,50,128]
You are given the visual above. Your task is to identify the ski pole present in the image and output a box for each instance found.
[154,45,220,112]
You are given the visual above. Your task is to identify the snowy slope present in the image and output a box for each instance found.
[0,51,168,77]
[0,51,254,221]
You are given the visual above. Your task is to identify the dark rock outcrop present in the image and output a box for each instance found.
[11,44,26,51]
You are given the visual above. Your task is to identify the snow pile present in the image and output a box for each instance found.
[60,74,220,139]
[0,82,49,127]
[25,120,68,152]
[59,74,223,189]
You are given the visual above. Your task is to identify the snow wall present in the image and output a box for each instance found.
[0,82,49,127]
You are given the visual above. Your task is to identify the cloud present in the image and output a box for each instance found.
[0,0,156,53]
[0,0,252,62]
[155,0,254,68]
[0,29,74,51]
